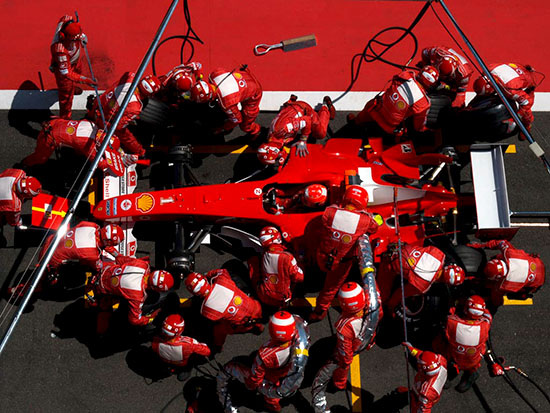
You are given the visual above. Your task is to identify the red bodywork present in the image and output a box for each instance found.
[93,139,456,260]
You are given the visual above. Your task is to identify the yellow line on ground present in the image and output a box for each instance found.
[505,144,517,154]
[350,354,362,412]
[191,145,253,154]
[31,206,66,217]
[503,296,533,305]
[230,144,249,154]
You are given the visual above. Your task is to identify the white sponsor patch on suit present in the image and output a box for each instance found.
[158,343,183,362]
[76,120,96,138]
[397,78,424,105]
[455,323,481,346]
[213,73,240,97]
[331,209,360,234]
[432,367,448,395]
[506,258,529,283]
[492,64,520,83]
[74,227,97,249]
[275,346,291,366]
[262,252,280,274]
[0,177,16,201]
[415,252,442,282]
[120,266,146,291]
[205,283,233,313]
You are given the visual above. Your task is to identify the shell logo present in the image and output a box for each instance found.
[108,99,116,109]
[111,277,120,287]
[64,239,74,249]
[136,194,155,213]
[233,296,243,306]
[234,72,242,79]
[466,347,477,355]
[66,126,76,135]
[341,234,353,244]
[407,257,416,267]
[530,262,537,271]
[268,275,279,284]
[396,101,406,110]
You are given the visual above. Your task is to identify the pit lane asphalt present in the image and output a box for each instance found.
[0,109,549,413]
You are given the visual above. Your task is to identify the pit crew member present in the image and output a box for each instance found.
[444,295,492,392]
[190,66,263,136]
[417,46,473,107]
[185,269,263,351]
[247,226,304,308]
[310,185,379,322]
[21,118,138,169]
[257,95,335,164]
[469,239,545,308]
[473,63,538,139]
[93,257,174,328]
[312,277,381,412]
[50,15,96,119]
[157,61,203,103]
[87,72,161,155]
[152,313,211,381]
[402,342,448,413]
[264,184,329,215]
[349,66,439,137]
[377,243,465,313]
[0,169,41,227]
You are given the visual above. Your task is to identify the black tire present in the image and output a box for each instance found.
[449,244,486,275]
[463,95,518,139]
[139,98,171,126]
[426,94,452,129]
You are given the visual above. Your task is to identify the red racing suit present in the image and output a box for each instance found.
[420,46,473,107]
[209,67,263,135]
[379,244,446,311]
[158,61,202,102]
[88,72,145,155]
[355,70,431,134]
[487,63,537,128]
[445,308,492,373]
[152,335,210,367]
[249,244,304,307]
[0,169,29,227]
[200,269,263,348]
[94,258,152,326]
[411,353,448,413]
[246,340,294,411]
[315,205,378,313]
[474,240,545,306]
[50,15,92,119]
[266,100,331,149]
[39,221,116,272]
[22,119,117,169]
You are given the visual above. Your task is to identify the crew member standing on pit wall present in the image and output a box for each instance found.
[87,72,161,156]
[50,15,97,120]
[473,63,538,140]
[309,185,380,322]
[417,46,473,107]
[190,66,263,137]
[348,66,439,140]
[468,239,545,309]
[257,95,335,166]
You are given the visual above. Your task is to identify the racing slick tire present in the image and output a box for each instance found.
[139,98,171,126]
[426,94,452,129]
[450,244,486,275]
[462,95,518,140]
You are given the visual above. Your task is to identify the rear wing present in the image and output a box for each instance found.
[470,144,518,240]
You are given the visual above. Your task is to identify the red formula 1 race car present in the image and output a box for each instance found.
[92,138,458,276]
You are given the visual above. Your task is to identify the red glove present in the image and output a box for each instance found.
[489,362,504,377]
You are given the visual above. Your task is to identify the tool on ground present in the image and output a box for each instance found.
[254,34,317,56]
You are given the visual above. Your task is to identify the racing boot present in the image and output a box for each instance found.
[455,370,479,393]
[443,362,460,389]
[323,96,336,120]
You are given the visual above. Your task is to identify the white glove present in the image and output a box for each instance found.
[293,140,309,157]
[80,33,88,46]
[122,154,139,167]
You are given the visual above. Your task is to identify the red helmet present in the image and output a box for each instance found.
[257,143,288,166]
[99,224,124,247]
[149,270,174,292]
[162,314,185,338]
[16,176,41,198]
[268,311,296,342]
[473,76,494,95]
[304,184,328,208]
[438,57,456,77]
[484,259,507,280]
[61,21,82,40]
[173,73,193,92]
[418,351,442,376]
[342,185,369,210]
[338,282,366,314]
[417,65,440,89]
[259,226,282,248]
[138,75,161,97]
[442,264,465,286]
[185,272,211,297]
[466,295,486,319]
[190,80,215,103]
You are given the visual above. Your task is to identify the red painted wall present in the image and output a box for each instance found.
[2,0,549,92]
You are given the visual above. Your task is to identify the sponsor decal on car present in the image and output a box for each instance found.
[136,193,155,213]
[121,199,132,211]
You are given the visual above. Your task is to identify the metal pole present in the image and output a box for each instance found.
[0,0,180,357]
[436,0,550,176]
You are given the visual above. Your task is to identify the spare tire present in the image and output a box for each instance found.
[139,98,171,126]
[449,244,486,275]
[463,95,518,140]
[426,94,452,129]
